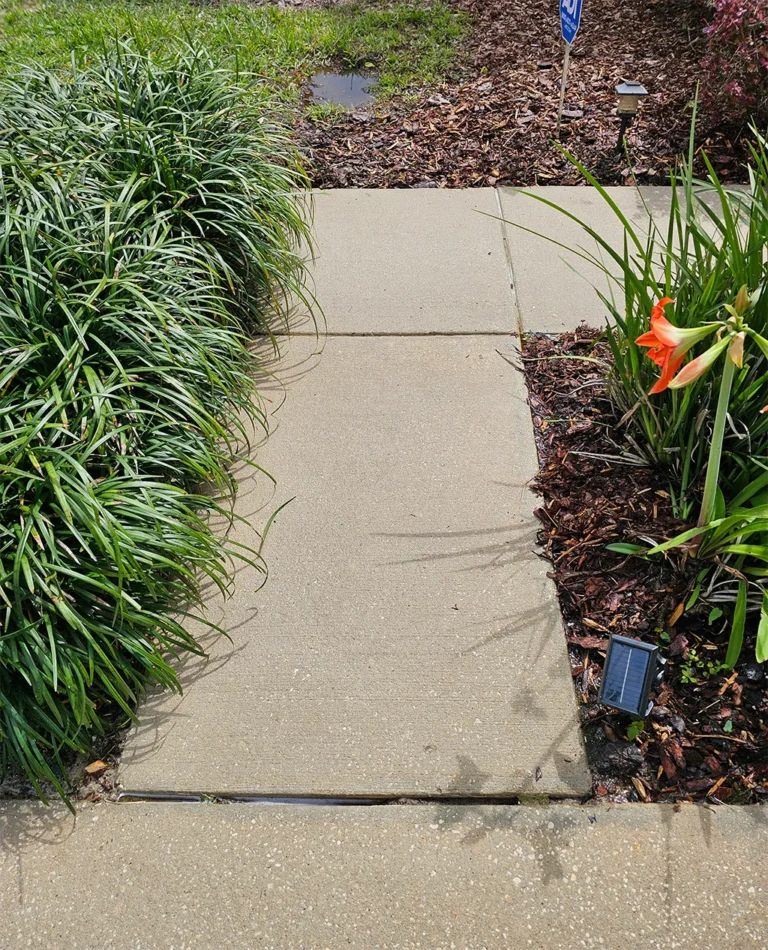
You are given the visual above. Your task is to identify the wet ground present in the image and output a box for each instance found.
[308,71,377,107]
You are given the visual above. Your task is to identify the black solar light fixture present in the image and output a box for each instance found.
[615,80,648,152]
[599,634,666,718]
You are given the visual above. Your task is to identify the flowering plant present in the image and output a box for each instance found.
[637,287,764,528]
[629,286,768,665]
[511,120,768,666]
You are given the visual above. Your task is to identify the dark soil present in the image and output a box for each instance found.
[300,0,748,188]
[523,327,768,804]
[0,732,123,805]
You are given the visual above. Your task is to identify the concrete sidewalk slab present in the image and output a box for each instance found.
[1,801,766,950]
[119,335,588,797]
[499,186,660,333]
[307,189,514,334]
[499,185,749,334]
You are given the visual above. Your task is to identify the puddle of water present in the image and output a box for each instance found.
[308,71,377,108]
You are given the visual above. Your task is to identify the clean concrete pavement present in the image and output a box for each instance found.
[121,334,588,797]
[306,188,513,334]
[120,188,594,797]
[1,800,766,950]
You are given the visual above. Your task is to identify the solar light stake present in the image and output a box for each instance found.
[616,113,631,153]
[599,634,664,718]
[615,80,648,153]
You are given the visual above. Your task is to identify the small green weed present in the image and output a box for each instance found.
[626,719,645,741]
[679,649,729,684]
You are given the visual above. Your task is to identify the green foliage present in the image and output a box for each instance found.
[605,542,647,555]
[626,719,645,741]
[1,45,311,331]
[679,648,727,684]
[528,139,768,508]
[0,0,467,101]
[0,46,311,800]
[508,117,768,667]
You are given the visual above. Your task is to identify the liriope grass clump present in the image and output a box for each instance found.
[0,47,311,800]
[0,44,311,329]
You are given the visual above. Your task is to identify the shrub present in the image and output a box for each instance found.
[0,46,312,330]
[702,0,768,128]
[0,48,311,800]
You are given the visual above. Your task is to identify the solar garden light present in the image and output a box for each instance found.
[615,80,648,153]
[599,634,667,717]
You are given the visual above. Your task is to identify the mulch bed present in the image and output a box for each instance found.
[299,0,747,188]
[523,327,768,804]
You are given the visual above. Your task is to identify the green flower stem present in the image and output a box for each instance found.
[698,353,736,527]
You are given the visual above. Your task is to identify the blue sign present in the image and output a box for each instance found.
[560,0,583,44]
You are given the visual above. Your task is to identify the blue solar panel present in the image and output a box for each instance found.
[600,639,652,715]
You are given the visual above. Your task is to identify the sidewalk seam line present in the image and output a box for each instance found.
[279,331,518,338]
[494,186,524,338]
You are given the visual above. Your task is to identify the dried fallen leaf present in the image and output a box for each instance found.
[718,671,738,696]
[567,633,608,649]
[668,601,684,627]
[583,618,610,632]
[631,776,648,800]
[84,760,108,777]
[707,775,727,797]
[659,747,677,779]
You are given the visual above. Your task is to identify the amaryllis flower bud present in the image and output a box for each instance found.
[668,337,731,389]
[729,331,746,368]
[734,285,751,317]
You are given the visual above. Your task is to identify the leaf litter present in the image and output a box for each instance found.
[523,327,768,804]
[299,0,749,188]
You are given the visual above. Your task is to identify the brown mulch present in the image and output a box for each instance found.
[523,327,768,804]
[299,0,747,188]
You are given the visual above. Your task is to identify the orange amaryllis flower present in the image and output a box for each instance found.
[635,298,718,394]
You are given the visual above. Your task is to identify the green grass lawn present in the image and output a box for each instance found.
[0,0,467,104]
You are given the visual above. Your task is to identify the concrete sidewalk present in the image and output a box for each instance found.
[120,187,617,798]
[308,186,658,335]
[1,800,766,950]
[118,187,675,798]
[305,189,514,333]
[121,333,588,797]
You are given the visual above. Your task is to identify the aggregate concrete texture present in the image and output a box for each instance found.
[1,801,766,950]
[498,185,657,333]
[307,188,515,334]
[307,186,683,336]
[119,335,589,797]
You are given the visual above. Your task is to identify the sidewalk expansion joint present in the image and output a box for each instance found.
[282,331,519,338]
[115,792,537,807]
[493,186,523,338]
